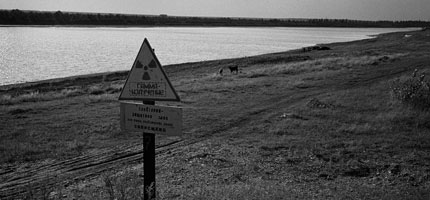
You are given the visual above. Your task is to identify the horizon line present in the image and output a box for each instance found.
[3,9,429,23]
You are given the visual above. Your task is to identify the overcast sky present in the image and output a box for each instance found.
[1,0,429,21]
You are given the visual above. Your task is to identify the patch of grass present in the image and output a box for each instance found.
[380,106,430,130]
[0,82,123,105]
[0,140,42,163]
[0,99,122,164]
[390,76,430,110]
[0,90,72,105]
[243,54,407,78]
[20,177,57,200]
[337,123,376,135]
[248,55,310,65]
[177,180,299,200]
[88,85,105,95]
[105,82,123,94]
[85,93,118,103]
[0,94,12,104]
[244,73,269,78]
[48,67,429,199]
[59,88,84,97]
[102,172,144,200]
[243,77,430,190]
[0,132,91,163]
[53,170,144,200]
[14,91,43,103]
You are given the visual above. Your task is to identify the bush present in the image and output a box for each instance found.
[88,85,105,95]
[390,76,430,109]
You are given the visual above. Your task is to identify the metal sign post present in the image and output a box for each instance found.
[143,132,155,200]
[142,101,155,200]
[118,38,181,200]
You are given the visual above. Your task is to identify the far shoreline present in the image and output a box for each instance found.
[0,24,422,29]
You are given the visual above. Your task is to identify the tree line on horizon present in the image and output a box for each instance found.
[1,9,429,28]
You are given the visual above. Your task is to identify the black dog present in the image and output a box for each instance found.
[228,65,239,74]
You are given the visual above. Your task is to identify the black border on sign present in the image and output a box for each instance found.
[118,38,181,102]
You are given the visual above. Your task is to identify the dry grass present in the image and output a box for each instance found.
[0,82,123,105]
[60,77,430,199]
[390,76,430,110]
[0,80,124,163]
[0,93,121,164]
[240,53,407,78]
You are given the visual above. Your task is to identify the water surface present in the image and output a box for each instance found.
[0,27,416,85]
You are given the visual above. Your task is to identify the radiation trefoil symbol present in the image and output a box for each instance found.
[135,59,157,80]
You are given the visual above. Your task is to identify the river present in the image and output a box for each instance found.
[0,26,416,85]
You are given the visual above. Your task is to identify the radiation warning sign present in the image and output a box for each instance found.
[118,38,180,101]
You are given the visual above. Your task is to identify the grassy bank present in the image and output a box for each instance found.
[1,29,430,199]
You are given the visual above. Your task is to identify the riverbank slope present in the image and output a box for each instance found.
[1,29,430,199]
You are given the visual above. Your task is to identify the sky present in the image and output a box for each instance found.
[0,0,429,21]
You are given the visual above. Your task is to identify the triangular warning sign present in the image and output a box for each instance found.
[118,38,180,101]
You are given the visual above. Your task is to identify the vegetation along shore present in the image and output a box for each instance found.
[1,29,430,199]
[1,9,430,27]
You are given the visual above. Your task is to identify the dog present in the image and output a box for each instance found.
[228,65,239,74]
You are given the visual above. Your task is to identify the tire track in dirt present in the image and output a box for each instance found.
[0,88,322,199]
